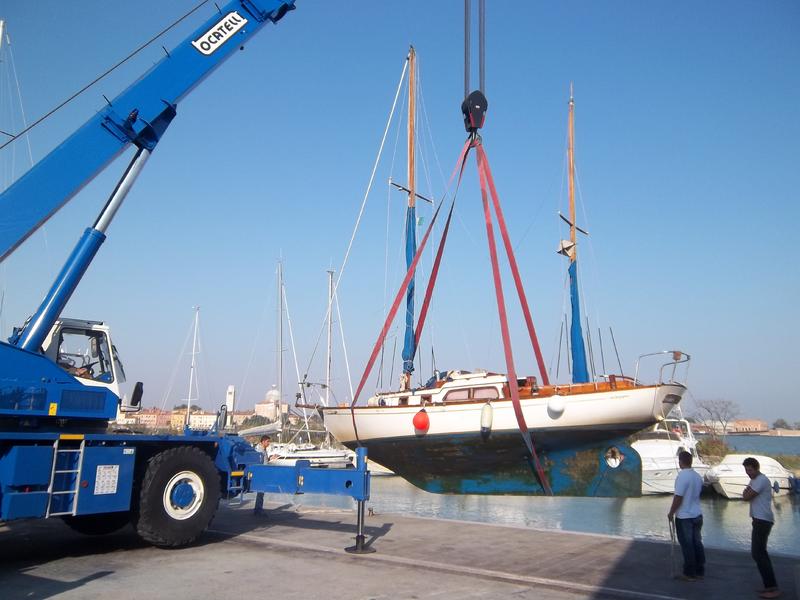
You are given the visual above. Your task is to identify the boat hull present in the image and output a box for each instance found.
[339,428,643,496]
[705,454,794,499]
[322,383,686,496]
[709,476,793,499]
[636,461,710,496]
[270,448,353,469]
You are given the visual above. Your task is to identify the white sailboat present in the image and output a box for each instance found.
[271,263,353,468]
[321,55,690,496]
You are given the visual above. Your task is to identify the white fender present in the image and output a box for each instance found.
[547,395,566,418]
[480,402,493,440]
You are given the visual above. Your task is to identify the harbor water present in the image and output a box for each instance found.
[276,434,800,557]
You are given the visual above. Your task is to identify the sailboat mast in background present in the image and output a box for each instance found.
[185,306,200,425]
[325,268,334,407]
[276,260,284,440]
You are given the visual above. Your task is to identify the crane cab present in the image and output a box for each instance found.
[42,319,127,403]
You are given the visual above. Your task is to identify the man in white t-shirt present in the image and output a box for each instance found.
[667,450,705,581]
[742,457,780,599]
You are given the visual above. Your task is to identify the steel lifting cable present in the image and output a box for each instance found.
[463,0,486,96]
[0,0,212,152]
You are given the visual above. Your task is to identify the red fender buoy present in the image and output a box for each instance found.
[412,408,430,434]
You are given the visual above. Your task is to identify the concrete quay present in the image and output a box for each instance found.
[0,500,797,599]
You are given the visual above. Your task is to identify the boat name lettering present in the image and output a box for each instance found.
[191,12,248,56]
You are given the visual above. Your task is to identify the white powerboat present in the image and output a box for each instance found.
[632,418,709,495]
[705,454,794,499]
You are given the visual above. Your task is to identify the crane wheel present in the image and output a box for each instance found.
[62,512,131,536]
[134,446,220,547]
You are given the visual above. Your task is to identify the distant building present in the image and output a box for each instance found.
[134,408,172,430]
[170,411,186,431]
[730,419,768,433]
[254,386,281,421]
[113,413,137,427]
[188,411,218,430]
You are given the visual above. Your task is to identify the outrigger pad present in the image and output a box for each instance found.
[461,90,488,132]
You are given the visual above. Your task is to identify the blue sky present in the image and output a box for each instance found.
[1,1,798,422]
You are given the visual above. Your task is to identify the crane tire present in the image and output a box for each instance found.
[62,512,131,536]
[134,446,220,547]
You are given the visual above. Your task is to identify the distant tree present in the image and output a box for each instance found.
[173,403,187,411]
[773,418,790,430]
[691,398,740,439]
[241,415,269,428]
[794,421,800,431]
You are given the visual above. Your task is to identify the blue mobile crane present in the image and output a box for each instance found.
[0,0,372,551]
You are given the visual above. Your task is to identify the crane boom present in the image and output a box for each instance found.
[0,0,294,263]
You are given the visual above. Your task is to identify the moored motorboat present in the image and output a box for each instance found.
[705,454,794,499]
[632,418,709,495]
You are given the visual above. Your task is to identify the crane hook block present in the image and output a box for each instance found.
[461,90,488,133]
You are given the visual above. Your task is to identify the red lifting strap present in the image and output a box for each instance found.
[475,143,550,386]
[414,135,474,349]
[414,201,454,349]
[349,140,472,443]
[476,141,552,495]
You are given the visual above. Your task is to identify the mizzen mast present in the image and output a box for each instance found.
[559,84,590,383]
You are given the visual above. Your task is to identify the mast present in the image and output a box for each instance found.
[185,306,200,425]
[400,46,417,391]
[276,260,284,440]
[564,85,589,383]
[325,269,334,407]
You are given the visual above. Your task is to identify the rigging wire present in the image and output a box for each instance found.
[5,40,35,171]
[238,265,276,407]
[379,74,408,388]
[415,61,448,384]
[301,55,409,384]
[193,310,209,411]
[1,24,52,270]
[158,310,197,413]
[0,0,211,152]
[574,164,608,356]
[282,278,310,434]
[335,291,355,402]
[610,326,625,376]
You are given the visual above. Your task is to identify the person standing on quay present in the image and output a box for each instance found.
[667,450,705,581]
[742,456,780,599]
[253,435,274,515]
